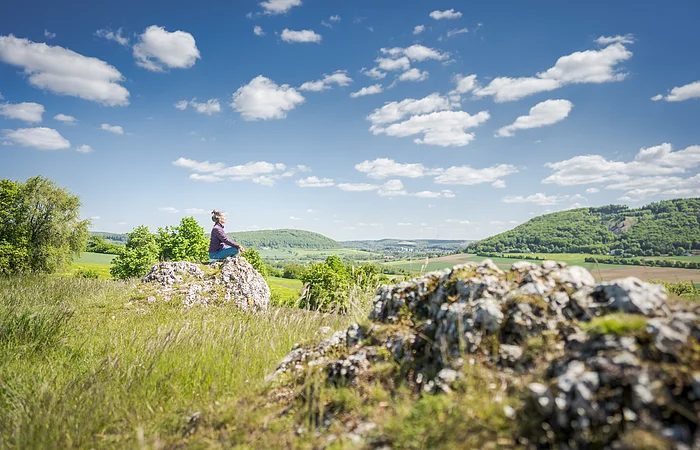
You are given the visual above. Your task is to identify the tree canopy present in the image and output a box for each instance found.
[0,176,90,275]
[229,229,340,249]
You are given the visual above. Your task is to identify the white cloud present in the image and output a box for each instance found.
[101,123,124,134]
[133,25,200,72]
[173,157,306,186]
[445,219,470,225]
[0,102,44,123]
[370,110,490,147]
[595,34,635,45]
[473,38,634,102]
[281,29,322,43]
[260,0,301,14]
[3,127,70,150]
[159,207,180,213]
[502,193,577,206]
[296,176,335,187]
[350,84,383,98]
[446,28,468,39]
[321,15,341,28]
[376,56,410,72]
[381,44,449,62]
[398,222,413,226]
[337,183,379,192]
[231,75,305,120]
[185,208,206,214]
[300,70,352,91]
[90,216,100,220]
[435,164,519,185]
[254,26,265,36]
[175,98,221,115]
[413,25,425,35]
[95,28,129,46]
[491,179,506,188]
[361,67,386,80]
[398,68,429,82]
[367,93,453,125]
[0,35,129,106]
[54,113,77,123]
[44,30,56,39]
[413,190,455,198]
[496,99,573,137]
[653,80,700,102]
[586,187,600,193]
[289,216,302,220]
[377,179,407,197]
[330,15,341,22]
[355,158,436,179]
[76,144,93,153]
[451,74,478,95]
[430,9,462,20]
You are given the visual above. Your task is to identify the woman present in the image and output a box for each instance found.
[208,210,245,261]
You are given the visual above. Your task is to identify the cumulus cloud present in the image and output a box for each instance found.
[174,98,221,115]
[381,44,449,62]
[430,9,462,20]
[321,15,341,28]
[54,113,77,123]
[300,70,352,91]
[297,176,335,187]
[370,110,490,147]
[361,67,386,80]
[398,68,429,82]
[496,99,573,137]
[595,34,635,45]
[254,26,265,36]
[502,193,581,206]
[542,143,700,201]
[76,144,93,153]
[377,179,407,197]
[260,0,301,14]
[413,189,455,198]
[281,29,322,43]
[95,28,129,46]
[473,37,634,102]
[450,74,478,96]
[445,28,469,39]
[44,30,56,39]
[3,127,70,150]
[375,56,410,72]
[350,84,383,98]
[355,158,437,179]
[133,25,200,72]
[0,35,129,106]
[230,75,305,120]
[159,207,179,213]
[492,179,506,188]
[100,123,124,134]
[173,157,307,186]
[367,93,453,125]
[185,208,206,214]
[652,80,700,102]
[413,25,425,35]
[337,183,379,192]
[0,102,44,123]
[435,164,518,185]
[586,187,600,193]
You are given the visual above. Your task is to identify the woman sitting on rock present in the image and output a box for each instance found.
[208,210,245,261]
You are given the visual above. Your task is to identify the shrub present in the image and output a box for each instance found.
[282,263,307,280]
[156,217,208,263]
[110,226,159,279]
[74,268,99,279]
[241,247,268,279]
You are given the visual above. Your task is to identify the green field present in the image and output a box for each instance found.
[69,252,116,278]
[268,276,304,306]
[257,247,380,261]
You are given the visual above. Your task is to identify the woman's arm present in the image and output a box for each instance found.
[216,227,241,249]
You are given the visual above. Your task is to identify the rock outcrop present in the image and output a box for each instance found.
[140,257,270,309]
[273,260,699,449]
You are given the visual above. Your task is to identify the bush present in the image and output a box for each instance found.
[282,263,307,280]
[156,217,208,263]
[241,247,268,279]
[110,226,159,279]
[74,268,99,279]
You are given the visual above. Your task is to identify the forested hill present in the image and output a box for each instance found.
[228,229,340,249]
[468,198,700,255]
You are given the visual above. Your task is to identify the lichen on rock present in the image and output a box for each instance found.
[139,257,270,309]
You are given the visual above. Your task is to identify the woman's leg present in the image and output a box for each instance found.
[210,246,239,260]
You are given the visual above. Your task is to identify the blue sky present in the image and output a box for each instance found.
[1,0,699,240]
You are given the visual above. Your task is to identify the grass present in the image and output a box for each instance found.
[583,313,648,335]
[268,276,304,307]
[0,276,356,449]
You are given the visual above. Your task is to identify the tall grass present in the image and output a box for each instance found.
[0,276,360,448]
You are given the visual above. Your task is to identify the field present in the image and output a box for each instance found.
[70,252,116,278]
[268,276,304,305]
[257,247,380,261]
[384,253,700,283]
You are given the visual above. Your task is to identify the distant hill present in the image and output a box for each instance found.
[228,229,340,250]
[91,231,128,244]
[343,239,471,253]
[468,198,700,255]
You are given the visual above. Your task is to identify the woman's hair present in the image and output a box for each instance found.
[211,210,225,223]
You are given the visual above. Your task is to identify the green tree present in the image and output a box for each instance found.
[299,256,351,311]
[156,217,208,263]
[241,247,268,278]
[110,226,159,279]
[0,176,89,275]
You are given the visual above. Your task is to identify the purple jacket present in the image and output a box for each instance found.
[209,223,240,254]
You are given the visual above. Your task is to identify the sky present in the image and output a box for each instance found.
[1,0,699,241]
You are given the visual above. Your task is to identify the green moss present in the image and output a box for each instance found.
[619,429,673,450]
[583,314,648,336]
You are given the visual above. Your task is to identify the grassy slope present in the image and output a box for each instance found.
[0,276,354,449]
